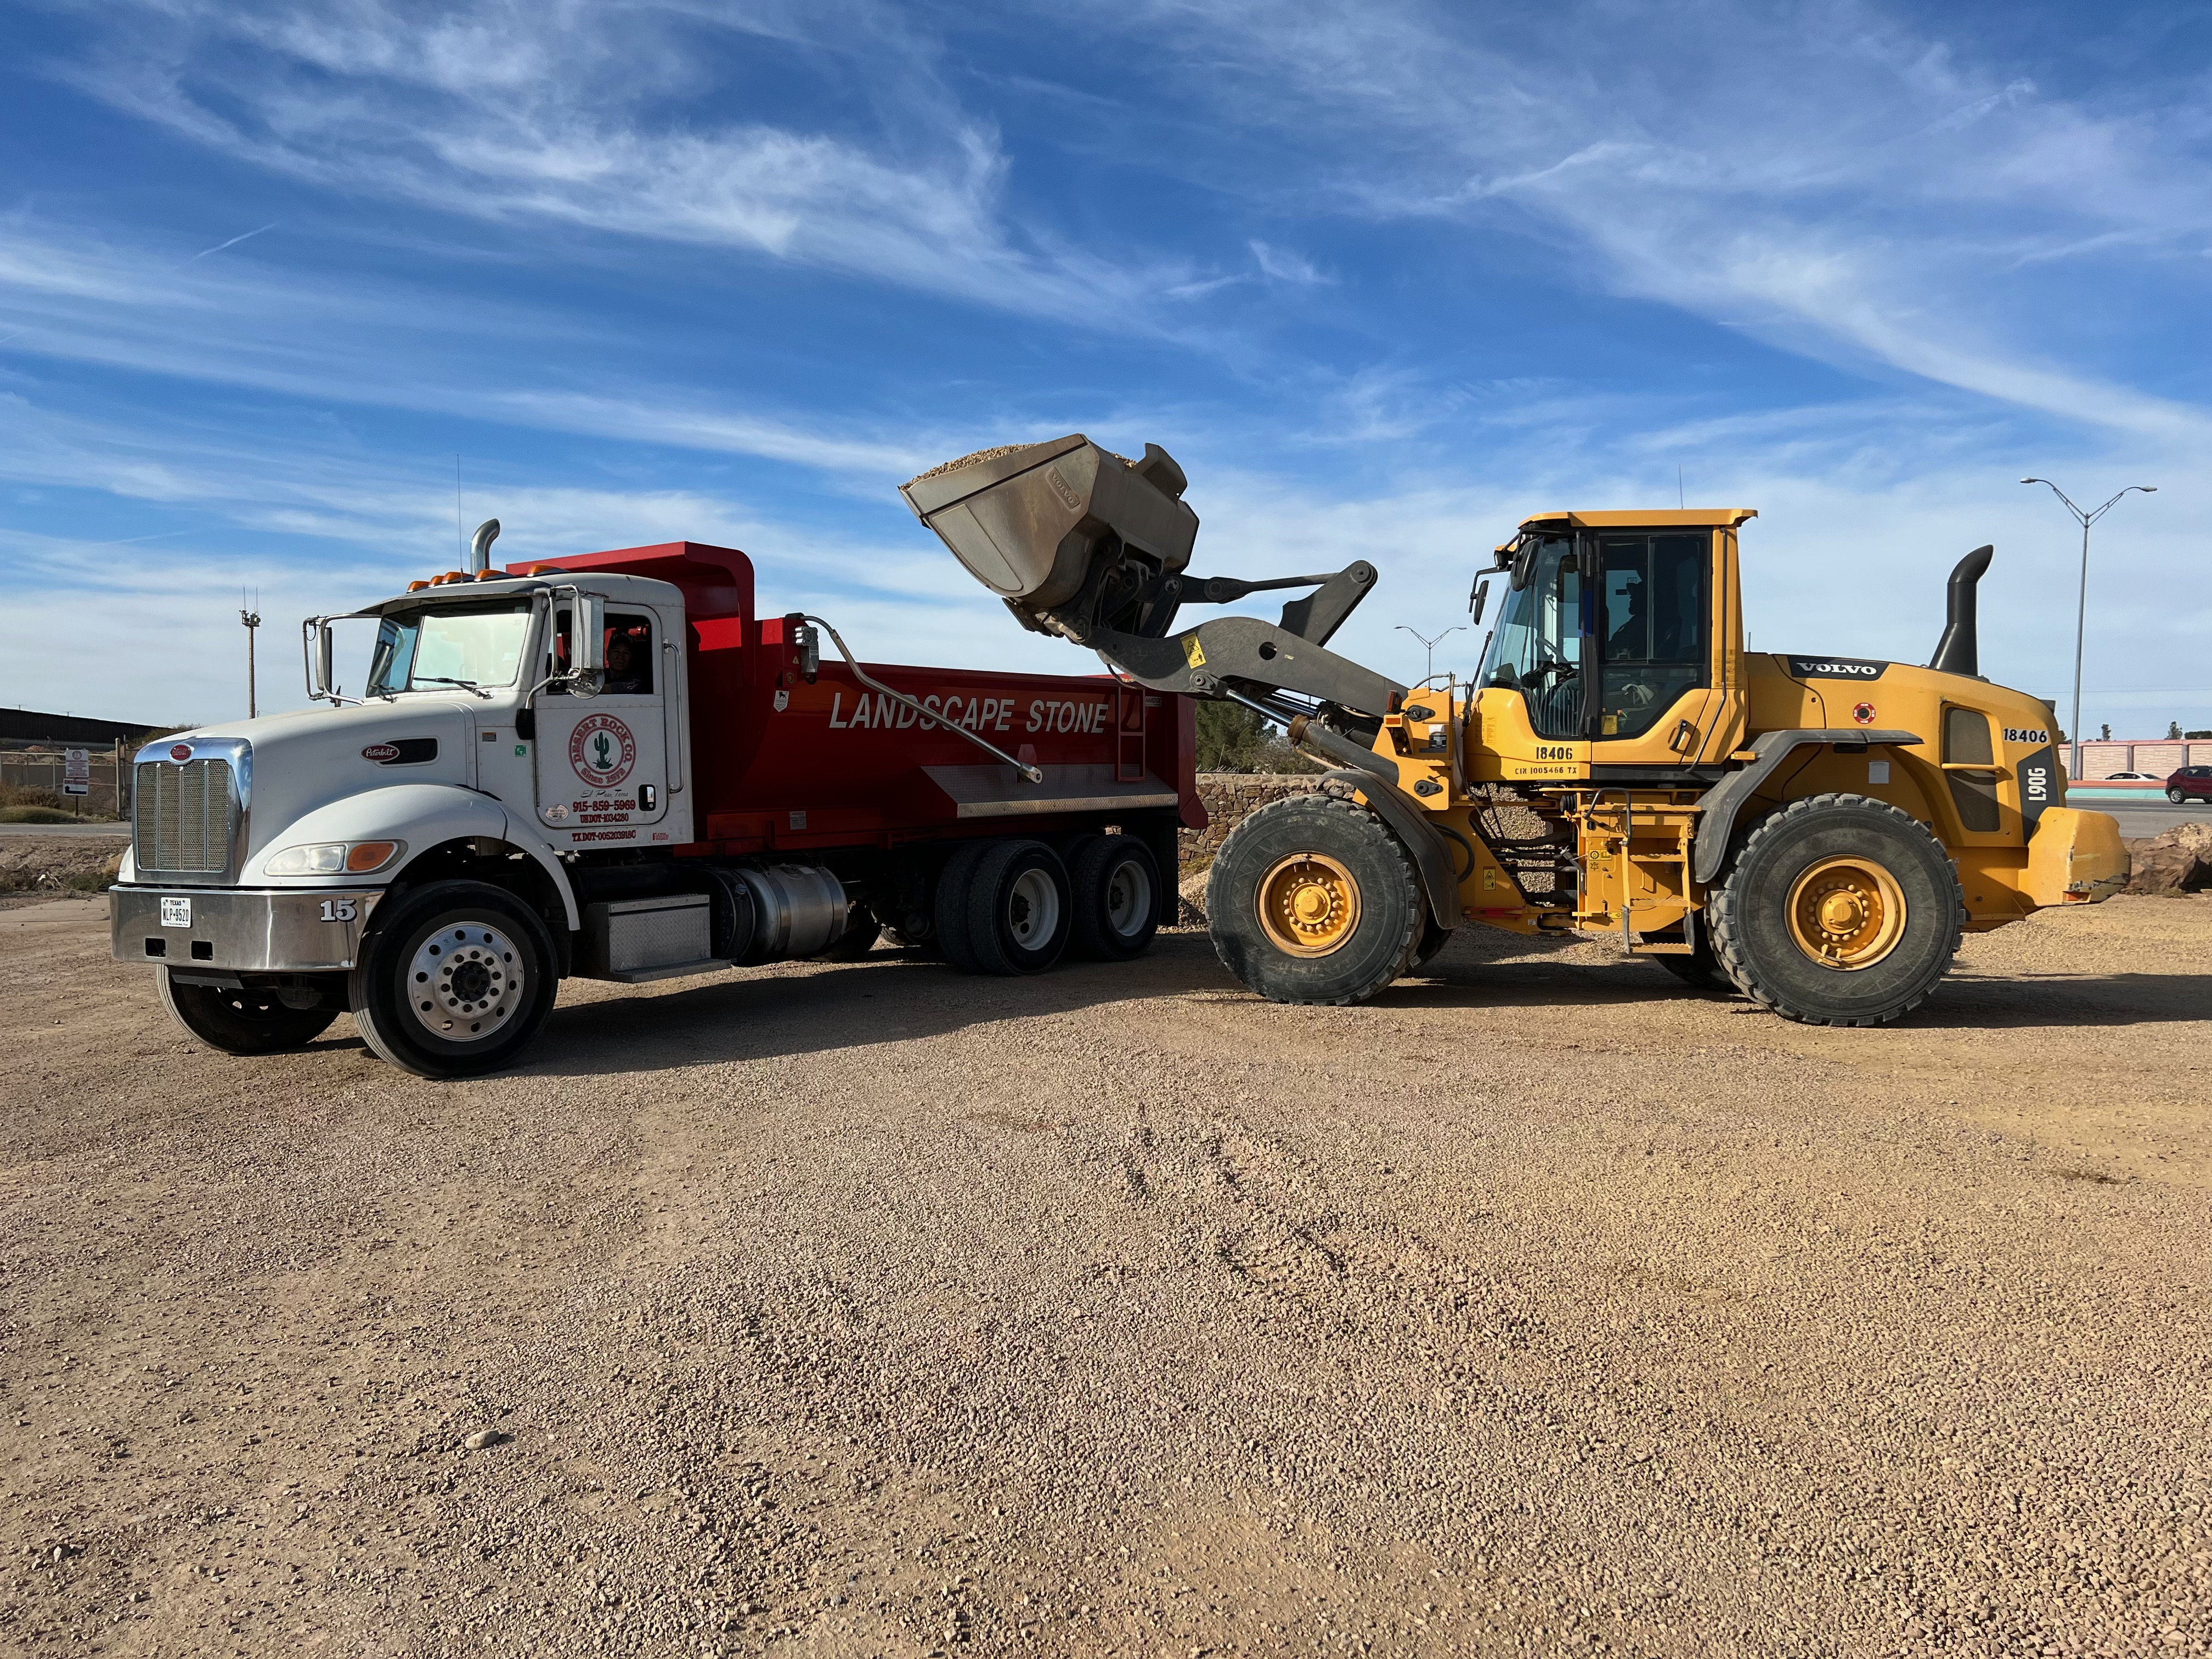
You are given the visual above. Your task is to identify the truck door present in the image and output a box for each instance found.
[532,601,672,847]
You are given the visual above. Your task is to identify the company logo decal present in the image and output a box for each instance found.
[1852,702,1877,725]
[1786,656,1888,681]
[169,743,193,761]
[361,738,438,765]
[569,713,637,787]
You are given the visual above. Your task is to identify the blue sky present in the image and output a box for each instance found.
[3,0,2207,737]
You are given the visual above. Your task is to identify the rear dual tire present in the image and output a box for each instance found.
[933,834,1163,976]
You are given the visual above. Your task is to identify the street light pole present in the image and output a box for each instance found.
[1396,624,1464,689]
[240,594,262,719]
[2019,479,2154,776]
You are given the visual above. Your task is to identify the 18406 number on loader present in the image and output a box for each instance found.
[905,436,2128,1026]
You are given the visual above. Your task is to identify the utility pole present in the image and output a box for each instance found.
[1396,624,1464,689]
[241,591,261,719]
[2020,479,2155,775]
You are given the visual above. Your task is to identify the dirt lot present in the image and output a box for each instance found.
[2,895,2208,1658]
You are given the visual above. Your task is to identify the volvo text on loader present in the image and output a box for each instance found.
[905,436,2129,1027]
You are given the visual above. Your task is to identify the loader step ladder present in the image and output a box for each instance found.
[1617,789,1699,955]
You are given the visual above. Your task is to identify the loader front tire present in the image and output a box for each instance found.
[1208,795,1423,1006]
[1707,793,1963,1028]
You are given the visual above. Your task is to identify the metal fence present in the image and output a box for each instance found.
[0,739,129,819]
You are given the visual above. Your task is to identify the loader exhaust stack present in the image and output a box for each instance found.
[1928,544,1993,678]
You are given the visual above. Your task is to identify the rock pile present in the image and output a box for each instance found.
[2123,822,2210,896]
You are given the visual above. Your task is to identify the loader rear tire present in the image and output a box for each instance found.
[1207,795,1422,1006]
[1707,793,1963,1028]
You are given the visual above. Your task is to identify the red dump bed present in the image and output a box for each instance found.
[507,541,1201,856]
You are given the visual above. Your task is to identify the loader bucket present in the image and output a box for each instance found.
[901,434,1199,640]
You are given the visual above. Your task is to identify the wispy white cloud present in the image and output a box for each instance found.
[1107,0,2212,440]
[50,0,1200,325]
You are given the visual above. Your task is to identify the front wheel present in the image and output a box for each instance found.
[1207,795,1423,1006]
[1707,794,1963,1028]
[157,968,338,1054]
[349,881,558,1078]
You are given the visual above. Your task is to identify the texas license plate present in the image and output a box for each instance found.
[160,897,191,928]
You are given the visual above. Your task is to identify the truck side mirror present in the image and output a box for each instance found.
[306,619,334,701]
[569,594,606,698]
[1469,579,1488,625]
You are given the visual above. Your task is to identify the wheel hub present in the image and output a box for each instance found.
[1257,853,1361,958]
[406,923,524,1042]
[1787,857,1906,970]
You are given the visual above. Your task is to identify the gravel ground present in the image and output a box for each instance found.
[2,895,2208,1658]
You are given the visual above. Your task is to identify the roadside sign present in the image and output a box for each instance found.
[63,748,91,797]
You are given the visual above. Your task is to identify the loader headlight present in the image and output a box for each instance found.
[267,839,403,875]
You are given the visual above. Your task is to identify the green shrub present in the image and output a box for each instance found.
[0,806,79,825]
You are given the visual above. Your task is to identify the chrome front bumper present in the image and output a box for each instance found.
[111,885,386,973]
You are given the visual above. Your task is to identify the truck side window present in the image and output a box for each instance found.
[547,611,654,695]
[1598,533,1707,741]
[602,614,653,696]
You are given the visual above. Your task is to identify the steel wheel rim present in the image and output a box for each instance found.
[1785,856,1906,971]
[406,922,524,1042]
[1007,866,1061,950]
[1257,852,1360,958]
[1103,855,1153,939]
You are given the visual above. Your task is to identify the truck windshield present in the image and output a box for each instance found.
[1477,535,1584,740]
[367,601,533,696]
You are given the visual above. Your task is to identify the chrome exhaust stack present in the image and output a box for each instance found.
[467,518,501,575]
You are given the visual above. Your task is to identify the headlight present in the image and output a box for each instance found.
[266,840,403,876]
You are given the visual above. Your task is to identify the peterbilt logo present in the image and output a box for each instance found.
[169,743,193,761]
[361,743,400,763]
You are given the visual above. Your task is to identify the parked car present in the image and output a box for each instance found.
[2102,771,2161,781]
[2168,765,2212,803]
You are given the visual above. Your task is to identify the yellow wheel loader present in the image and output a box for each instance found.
[903,436,2129,1026]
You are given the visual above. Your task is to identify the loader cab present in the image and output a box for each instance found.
[1471,509,1753,782]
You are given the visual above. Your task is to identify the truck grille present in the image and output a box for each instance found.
[134,759,237,874]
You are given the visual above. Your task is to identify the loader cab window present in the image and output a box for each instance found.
[547,611,655,696]
[1597,533,1707,740]
[1478,534,1584,740]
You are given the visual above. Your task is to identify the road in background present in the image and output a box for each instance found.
[2101,802,2212,838]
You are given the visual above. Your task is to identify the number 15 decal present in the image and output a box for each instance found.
[319,898,359,923]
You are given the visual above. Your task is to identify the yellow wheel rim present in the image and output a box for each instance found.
[1786,855,1906,970]
[1256,852,1361,957]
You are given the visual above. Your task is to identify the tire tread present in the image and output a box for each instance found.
[1707,792,1963,1027]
